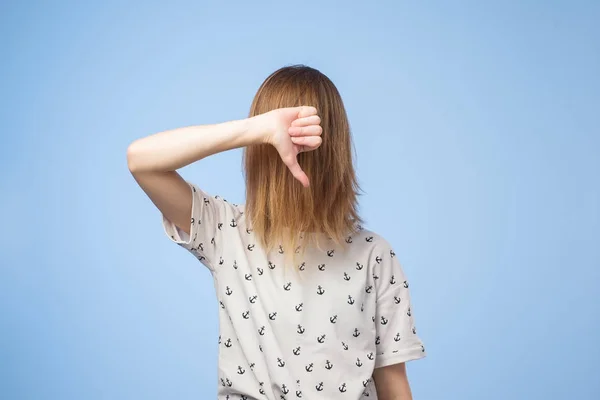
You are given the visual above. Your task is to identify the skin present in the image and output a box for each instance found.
[127,106,414,398]
[373,363,413,400]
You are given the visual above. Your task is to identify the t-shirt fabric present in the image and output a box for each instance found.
[162,181,426,400]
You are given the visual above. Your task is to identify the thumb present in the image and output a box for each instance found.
[285,157,310,188]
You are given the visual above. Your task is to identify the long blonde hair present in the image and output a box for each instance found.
[243,65,363,266]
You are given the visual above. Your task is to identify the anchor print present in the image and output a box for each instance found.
[249,362,255,371]
[367,352,374,360]
[268,261,276,270]
[366,236,373,242]
[219,301,225,309]
[298,262,305,271]
[365,285,373,294]
[380,316,389,325]
[297,324,305,334]
[330,315,337,323]
[327,249,335,257]
[295,303,303,312]
[259,382,265,395]
[233,260,238,269]
[198,243,204,252]
[241,396,248,400]
[229,218,237,227]
[257,267,264,275]
[373,273,379,280]
[218,222,223,230]
[325,360,333,370]
[394,296,401,304]
[242,310,250,319]
[343,272,351,281]
[353,328,361,337]
[375,336,381,345]
[390,249,396,257]
[339,383,347,393]
[281,384,289,395]
[225,286,233,296]
[318,264,326,271]
[363,378,371,387]
[295,246,301,254]
[346,236,353,243]
[394,333,401,342]
[269,312,277,320]
[412,327,417,334]
[421,345,425,352]
[247,244,255,251]
[296,390,302,398]
[246,227,252,234]
[317,285,325,295]
[360,303,364,312]
[259,345,263,352]
[347,295,355,305]
[356,262,364,270]
[317,334,326,343]
[404,280,409,288]
[341,341,349,350]
[258,326,265,336]
[249,295,257,304]
[237,366,245,374]
[277,357,286,367]
[278,245,284,254]
[283,282,292,291]
[305,363,314,372]
[224,338,232,347]
[202,197,209,205]
[219,257,224,265]
[211,237,215,245]
[293,346,301,355]
[245,274,252,281]
[315,382,324,392]
[407,307,412,316]
[226,378,232,387]
[218,335,221,344]
[372,316,375,322]
[356,357,363,367]
[390,275,396,284]
[375,256,382,264]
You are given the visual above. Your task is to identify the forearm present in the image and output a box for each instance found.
[127,116,265,173]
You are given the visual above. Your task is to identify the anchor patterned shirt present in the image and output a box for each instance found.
[162,181,426,400]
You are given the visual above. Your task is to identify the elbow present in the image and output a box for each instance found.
[126,140,143,173]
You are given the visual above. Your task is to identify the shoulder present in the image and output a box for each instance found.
[188,181,245,216]
[349,226,397,259]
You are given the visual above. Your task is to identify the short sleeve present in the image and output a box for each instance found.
[372,242,426,368]
[161,181,240,271]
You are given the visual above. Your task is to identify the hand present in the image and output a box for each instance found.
[256,106,323,187]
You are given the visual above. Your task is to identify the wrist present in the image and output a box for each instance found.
[247,114,272,145]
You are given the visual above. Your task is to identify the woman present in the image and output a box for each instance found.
[127,65,426,400]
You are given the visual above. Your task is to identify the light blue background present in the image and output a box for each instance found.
[1,0,598,399]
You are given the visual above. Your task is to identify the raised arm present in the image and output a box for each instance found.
[126,106,322,236]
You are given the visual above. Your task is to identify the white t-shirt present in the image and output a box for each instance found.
[162,181,426,400]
